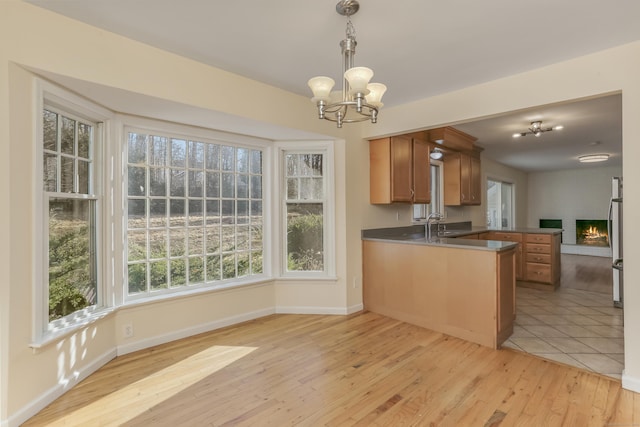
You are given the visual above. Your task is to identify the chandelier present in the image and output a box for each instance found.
[513,121,563,138]
[307,0,386,128]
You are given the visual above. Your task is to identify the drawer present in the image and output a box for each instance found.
[489,232,522,242]
[526,263,552,283]
[526,233,551,243]
[526,253,551,264]
[526,243,550,254]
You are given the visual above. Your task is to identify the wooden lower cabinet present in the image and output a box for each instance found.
[481,232,523,280]
[362,240,515,349]
[523,233,561,290]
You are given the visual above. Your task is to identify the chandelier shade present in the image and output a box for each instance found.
[308,0,386,128]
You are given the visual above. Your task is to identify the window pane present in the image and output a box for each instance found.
[43,153,57,192]
[170,139,186,167]
[221,200,235,224]
[286,203,323,272]
[222,253,236,279]
[237,200,249,224]
[206,227,220,254]
[169,228,186,257]
[221,146,234,171]
[189,257,204,284]
[149,229,167,259]
[77,160,90,194]
[237,174,249,199]
[189,170,204,197]
[206,172,220,198]
[128,264,147,294]
[150,136,167,166]
[237,148,249,173]
[78,123,91,159]
[250,200,262,217]
[237,252,250,277]
[287,178,298,199]
[206,255,221,281]
[43,110,58,151]
[221,173,235,198]
[169,199,185,227]
[60,157,75,193]
[150,200,167,227]
[189,141,204,169]
[128,230,147,262]
[48,198,96,320]
[128,166,146,196]
[188,227,204,255]
[251,251,263,274]
[221,226,235,251]
[251,224,263,248]
[206,200,220,224]
[169,169,185,197]
[150,260,168,290]
[149,168,166,197]
[250,175,262,199]
[286,154,298,176]
[250,150,262,174]
[189,199,203,226]
[236,225,249,250]
[128,133,147,164]
[170,259,186,287]
[128,199,146,229]
[61,116,75,155]
[205,144,220,170]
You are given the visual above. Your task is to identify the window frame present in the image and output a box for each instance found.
[486,177,515,229]
[33,80,113,346]
[121,118,272,303]
[276,141,336,279]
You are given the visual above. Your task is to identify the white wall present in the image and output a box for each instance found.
[528,166,622,245]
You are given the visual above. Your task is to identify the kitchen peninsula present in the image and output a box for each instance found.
[361,225,562,349]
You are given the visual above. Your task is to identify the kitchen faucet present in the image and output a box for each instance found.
[425,212,444,240]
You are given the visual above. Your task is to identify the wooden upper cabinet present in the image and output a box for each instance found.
[444,151,482,206]
[412,138,431,203]
[369,135,430,204]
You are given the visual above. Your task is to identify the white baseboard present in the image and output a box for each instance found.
[5,348,117,427]
[561,244,611,257]
[622,370,640,393]
[276,303,363,315]
[116,307,276,356]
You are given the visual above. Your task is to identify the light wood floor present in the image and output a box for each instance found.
[25,311,640,426]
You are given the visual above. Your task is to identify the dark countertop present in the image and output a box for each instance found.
[361,224,563,252]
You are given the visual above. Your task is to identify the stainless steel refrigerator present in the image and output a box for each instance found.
[608,177,623,308]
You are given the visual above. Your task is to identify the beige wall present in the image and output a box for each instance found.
[3,0,640,425]
[0,2,352,424]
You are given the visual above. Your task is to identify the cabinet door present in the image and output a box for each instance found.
[460,153,471,204]
[412,138,430,203]
[391,135,413,202]
[469,156,481,204]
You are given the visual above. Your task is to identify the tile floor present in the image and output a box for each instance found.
[503,286,624,379]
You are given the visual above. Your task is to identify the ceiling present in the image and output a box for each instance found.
[25,0,636,172]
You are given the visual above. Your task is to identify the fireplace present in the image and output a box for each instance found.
[575,219,609,247]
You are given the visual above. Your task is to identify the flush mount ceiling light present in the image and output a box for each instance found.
[430,147,444,160]
[308,0,386,128]
[513,121,563,138]
[579,154,610,163]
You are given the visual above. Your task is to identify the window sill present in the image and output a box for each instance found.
[275,275,339,282]
[30,306,117,350]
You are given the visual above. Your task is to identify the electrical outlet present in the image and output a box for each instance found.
[123,323,134,338]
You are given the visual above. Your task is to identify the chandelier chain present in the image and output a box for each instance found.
[346,17,356,39]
